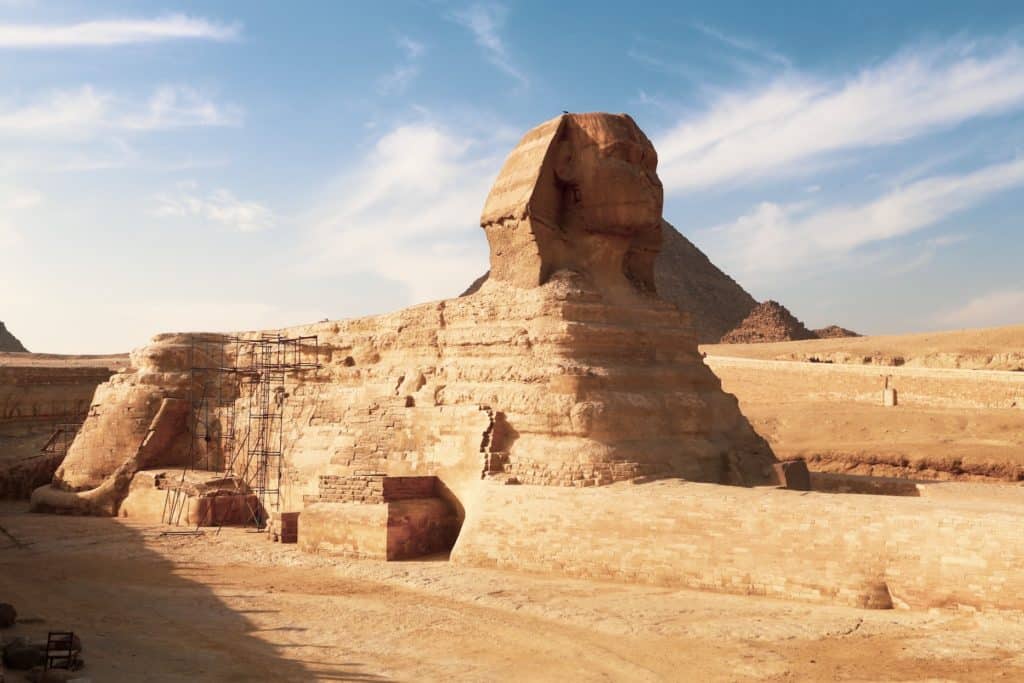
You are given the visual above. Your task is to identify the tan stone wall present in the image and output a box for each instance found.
[451,480,1024,610]
[706,356,1024,410]
[0,367,112,430]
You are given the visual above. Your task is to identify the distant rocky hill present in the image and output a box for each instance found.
[0,321,27,352]
[720,301,817,344]
[813,325,861,339]
[463,220,759,344]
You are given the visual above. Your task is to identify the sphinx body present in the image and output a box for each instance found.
[32,113,776,520]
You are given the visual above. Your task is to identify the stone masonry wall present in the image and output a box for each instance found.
[316,474,441,504]
[318,474,385,504]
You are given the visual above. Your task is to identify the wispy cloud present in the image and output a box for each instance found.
[937,289,1024,328]
[691,22,791,68]
[378,35,426,95]
[0,85,240,138]
[0,14,239,48]
[153,182,274,232]
[656,40,1024,192]
[709,157,1024,277]
[302,121,500,302]
[397,35,425,60]
[892,233,968,274]
[0,86,107,136]
[450,3,528,87]
[123,85,242,129]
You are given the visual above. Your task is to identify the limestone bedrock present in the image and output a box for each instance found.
[31,112,777,519]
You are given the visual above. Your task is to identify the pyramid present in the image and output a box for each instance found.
[0,321,28,352]
[813,325,861,339]
[720,300,817,344]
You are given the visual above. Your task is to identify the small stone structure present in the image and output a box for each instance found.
[301,475,459,560]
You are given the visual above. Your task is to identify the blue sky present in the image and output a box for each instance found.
[1,1,1023,352]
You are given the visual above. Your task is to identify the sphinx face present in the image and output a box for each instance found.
[560,117,664,240]
[480,112,665,294]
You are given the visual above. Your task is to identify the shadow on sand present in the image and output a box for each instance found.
[0,501,389,682]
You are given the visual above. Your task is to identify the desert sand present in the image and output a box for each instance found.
[3,501,1023,682]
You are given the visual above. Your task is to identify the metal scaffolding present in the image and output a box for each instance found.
[161,332,319,530]
[230,333,319,518]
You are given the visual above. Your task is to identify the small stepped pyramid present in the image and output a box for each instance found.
[721,300,817,344]
[813,325,861,339]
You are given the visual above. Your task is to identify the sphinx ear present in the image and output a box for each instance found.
[553,139,575,184]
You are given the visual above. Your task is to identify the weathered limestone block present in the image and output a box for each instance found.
[299,495,459,560]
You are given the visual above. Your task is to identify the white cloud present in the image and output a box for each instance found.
[0,14,239,48]
[123,85,242,129]
[0,85,240,138]
[656,41,1024,192]
[302,122,500,302]
[0,86,107,136]
[710,157,1024,276]
[450,3,528,87]
[0,185,40,247]
[937,289,1024,328]
[153,184,274,232]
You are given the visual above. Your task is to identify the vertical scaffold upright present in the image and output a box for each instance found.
[227,333,319,525]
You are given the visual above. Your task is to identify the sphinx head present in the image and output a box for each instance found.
[480,113,664,297]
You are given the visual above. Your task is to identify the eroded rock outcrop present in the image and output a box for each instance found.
[33,113,777,520]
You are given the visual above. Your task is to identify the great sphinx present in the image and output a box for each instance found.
[31,112,777,524]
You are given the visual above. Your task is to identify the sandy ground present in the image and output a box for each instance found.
[701,324,1024,370]
[2,502,1023,682]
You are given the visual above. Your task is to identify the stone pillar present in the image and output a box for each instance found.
[883,387,898,407]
